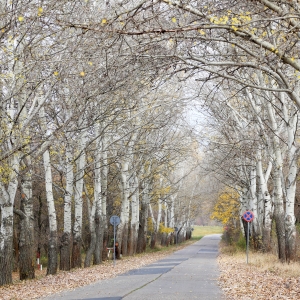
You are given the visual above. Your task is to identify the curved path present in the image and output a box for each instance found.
[42,234,224,300]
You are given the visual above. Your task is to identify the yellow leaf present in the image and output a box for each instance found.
[171,17,177,23]
[88,61,93,66]
[18,16,24,22]
[38,7,43,15]
[198,29,205,35]
[80,71,85,76]
[53,71,59,76]
[101,18,107,24]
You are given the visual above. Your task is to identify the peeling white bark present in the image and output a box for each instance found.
[64,144,73,238]
[73,130,87,244]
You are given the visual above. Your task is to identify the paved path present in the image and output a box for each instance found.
[42,234,224,300]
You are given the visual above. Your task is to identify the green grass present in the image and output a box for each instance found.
[192,225,223,239]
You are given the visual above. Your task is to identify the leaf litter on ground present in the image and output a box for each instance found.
[218,252,300,300]
[0,242,194,300]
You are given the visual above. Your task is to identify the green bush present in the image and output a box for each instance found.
[236,233,246,250]
[40,256,48,268]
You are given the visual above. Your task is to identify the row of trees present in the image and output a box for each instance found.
[2,0,300,287]
[80,0,300,262]
[160,0,300,261]
[0,0,203,286]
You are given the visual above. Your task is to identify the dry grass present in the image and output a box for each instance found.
[219,239,300,279]
[218,249,300,299]
[247,252,300,278]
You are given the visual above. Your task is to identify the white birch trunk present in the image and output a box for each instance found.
[117,161,130,255]
[149,203,156,230]
[39,104,58,275]
[256,149,272,251]
[267,100,286,261]
[101,135,109,260]
[0,152,20,285]
[84,189,97,267]
[285,109,298,260]
[19,156,35,280]
[43,149,58,274]
[249,162,261,247]
[60,143,73,270]
[156,198,162,233]
[129,174,139,255]
[94,128,103,265]
[169,194,176,244]
[137,175,150,253]
[169,194,176,229]
[72,130,87,268]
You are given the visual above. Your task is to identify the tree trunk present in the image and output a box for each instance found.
[84,200,96,267]
[60,232,71,271]
[47,230,58,275]
[0,205,14,286]
[19,168,35,280]
[43,149,58,275]
[93,127,103,265]
[60,144,73,271]
[101,142,108,261]
[249,162,262,250]
[267,99,286,262]
[257,151,272,252]
[285,111,298,261]
[71,239,82,269]
[128,174,139,255]
[273,151,286,262]
[137,181,150,253]
[94,212,103,265]
[72,131,86,268]
[150,233,157,249]
[0,153,20,286]
[117,161,130,256]
[148,202,156,249]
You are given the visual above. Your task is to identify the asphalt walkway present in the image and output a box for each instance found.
[42,234,224,300]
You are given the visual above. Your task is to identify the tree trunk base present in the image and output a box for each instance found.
[0,241,13,286]
[60,233,71,271]
[71,240,82,268]
[47,231,58,275]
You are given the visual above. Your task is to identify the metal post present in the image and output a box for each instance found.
[246,221,249,264]
[113,223,116,267]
